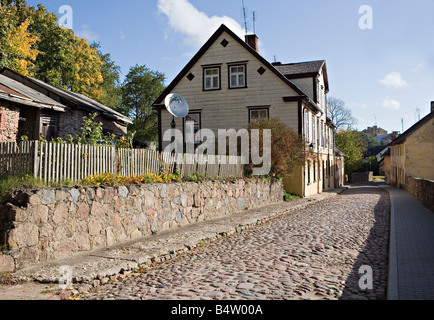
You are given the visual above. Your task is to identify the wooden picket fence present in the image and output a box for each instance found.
[0,141,244,183]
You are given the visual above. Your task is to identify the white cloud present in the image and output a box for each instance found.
[157,0,245,47]
[379,72,408,88]
[120,31,125,40]
[76,24,99,42]
[380,97,401,110]
[411,61,425,72]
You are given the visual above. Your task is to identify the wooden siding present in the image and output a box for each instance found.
[292,78,314,100]
[160,31,300,150]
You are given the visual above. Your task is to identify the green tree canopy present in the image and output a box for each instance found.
[120,64,166,143]
[335,130,365,176]
[91,42,122,110]
[0,0,106,103]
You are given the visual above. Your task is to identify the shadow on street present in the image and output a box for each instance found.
[338,182,390,300]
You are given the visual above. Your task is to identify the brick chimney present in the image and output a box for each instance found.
[245,34,259,53]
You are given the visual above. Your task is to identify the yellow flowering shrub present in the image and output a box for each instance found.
[83,172,182,187]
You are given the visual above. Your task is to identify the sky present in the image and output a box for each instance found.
[26,0,434,134]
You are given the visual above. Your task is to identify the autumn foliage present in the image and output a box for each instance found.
[0,1,104,103]
[0,17,38,75]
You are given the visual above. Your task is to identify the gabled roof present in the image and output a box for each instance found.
[0,67,132,125]
[273,60,325,76]
[390,111,434,146]
[0,74,66,111]
[153,24,314,106]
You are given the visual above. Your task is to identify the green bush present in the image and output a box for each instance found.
[284,191,299,201]
[184,173,207,182]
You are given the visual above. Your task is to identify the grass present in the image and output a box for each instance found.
[0,174,45,203]
[284,191,300,201]
[0,174,78,203]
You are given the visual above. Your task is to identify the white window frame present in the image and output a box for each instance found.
[249,108,268,123]
[204,67,220,90]
[312,115,316,145]
[229,65,246,88]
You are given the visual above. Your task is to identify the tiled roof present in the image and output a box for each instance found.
[273,60,325,76]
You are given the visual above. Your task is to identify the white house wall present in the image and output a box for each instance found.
[160,31,300,150]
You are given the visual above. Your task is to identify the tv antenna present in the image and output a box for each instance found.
[253,11,256,34]
[242,0,248,35]
[415,108,421,122]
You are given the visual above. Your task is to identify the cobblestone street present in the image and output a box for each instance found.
[80,185,390,300]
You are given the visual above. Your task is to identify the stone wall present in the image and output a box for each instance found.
[58,108,127,139]
[0,179,283,271]
[351,171,373,183]
[405,176,434,212]
[0,101,20,142]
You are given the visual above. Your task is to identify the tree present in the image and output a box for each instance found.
[335,130,365,177]
[245,118,307,178]
[0,3,39,76]
[91,42,122,110]
[0,1,105,103]
[327,97,357,131]
[120,64,166,143]
[0,17,39,75]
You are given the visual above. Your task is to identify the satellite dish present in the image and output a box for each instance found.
[165,93,189,118]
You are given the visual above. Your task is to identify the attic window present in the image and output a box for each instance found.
[221,39,229,47]
[187,73,195,81]
[229,65,246,89]
[257,66,266,75]
[203,67,220,90]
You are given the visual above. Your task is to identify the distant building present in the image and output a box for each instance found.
[375,131,400,147]
[363,125,400,147]
[363,125,388,137]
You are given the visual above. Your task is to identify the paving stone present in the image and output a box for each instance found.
[78,186,389,301]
